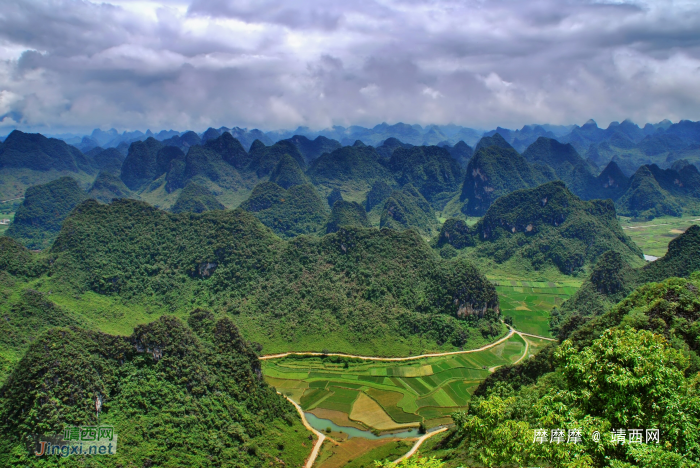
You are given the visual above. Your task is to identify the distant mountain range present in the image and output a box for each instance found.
[3,119,700,248]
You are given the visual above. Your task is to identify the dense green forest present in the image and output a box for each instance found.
[441,181,644,276]
[0,313,311,467]
[2,121,700,467]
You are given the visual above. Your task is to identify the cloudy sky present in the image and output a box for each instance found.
[1,0,700,133]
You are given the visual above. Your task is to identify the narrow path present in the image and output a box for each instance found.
[0,196,24,203]
[260,328,515,362]
[280,394,338,468]
[394,427,449,463]
[512,332,529,365]
[516,331,557,342]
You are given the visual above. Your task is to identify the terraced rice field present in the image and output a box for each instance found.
[261,333,526,431]
[492,280,580,338]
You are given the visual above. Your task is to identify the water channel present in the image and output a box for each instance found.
[304,412,419,439]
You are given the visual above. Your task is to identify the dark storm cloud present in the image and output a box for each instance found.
[1,0,700,133]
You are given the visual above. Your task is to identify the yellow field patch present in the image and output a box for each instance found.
[670,229,685,234]
[309,408,368,431]
[349,393,419,431]
[317,438,411,468]
[394,364,433,377]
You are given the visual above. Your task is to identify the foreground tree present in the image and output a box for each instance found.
[451,327,700,467]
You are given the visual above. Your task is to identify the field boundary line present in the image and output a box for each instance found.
[260,328,515,362]
[394,426,449,462]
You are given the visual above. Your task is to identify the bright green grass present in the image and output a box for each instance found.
[619,214,700,258]
[317,386,360,413]
[493,279,581,337]
[261,333,527,430]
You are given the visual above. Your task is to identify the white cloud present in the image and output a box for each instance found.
[1,0,700,133]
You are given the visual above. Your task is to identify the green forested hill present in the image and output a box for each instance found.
[616,165,683,218]
[446,181,643,275]
[119,137,164,190]
[0,199,506,360]
[248,140,306,178]
[426,230,700,467]
[521,137,598,198]
[269,154,309,189]
[308,145,395,194]
[0,314,311,468]
[380,184,439,237]
[240,182,328,237]
[0,130,92,173]
[551,224,700,338]
[589,160,630,200]
[388,146,463,204]
[5,177,88,249]
[364,180,394,211]
[89,147,125,175]
[87,171,132,203]
[202,131,252,170]
[171,182,225,214]
[461,145,556,216]
[0,131,96,199]
[473,133,515,152]
[325,200,370,233]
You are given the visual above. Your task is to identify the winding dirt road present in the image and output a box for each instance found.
[394,427,449,463]
[281,394,335,468]
[260,328,516,362]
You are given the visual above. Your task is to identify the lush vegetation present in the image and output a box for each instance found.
[461,144,555,216]
[380,185,439,238]
[171,182,225,214]
[269,154,310,189]
[0,313,311,467]
[0,200,504,361]
[387,146,463,205]
[87,171,132,204]
[240,182,329,237]
[326,200,370,233]
[5,177,88,249]
[551,224,700,338]
[450,181,644,275]
[430,324,699,467]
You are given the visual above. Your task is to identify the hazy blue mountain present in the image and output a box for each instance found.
[474,133,516,152]
[282,135,342,164]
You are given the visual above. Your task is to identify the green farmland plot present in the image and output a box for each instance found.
[261,333,527,432]
[493,280,581,337]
